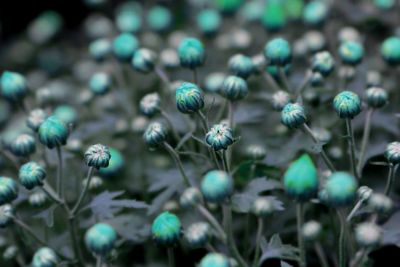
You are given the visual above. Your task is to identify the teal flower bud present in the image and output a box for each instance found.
[221,76,248,101]
[99,148,125,177]
[284,154,318,201]
[252,54,266,74]
[245,145,266,161]
[368,193,393,214]
[338,41,364,65]
[302,220,322,242]
[147,6,172,33]
[178,38,205,69]
[333,91,361,119]
[303,1,328,26]
[271,90,291,111]
[204,73,226,93]
[29,191,47,207]
[338,27,361,44]
[197,9,221,36]
[54,105,78,127]
[374,0,395,9]
[252,197,276,217]
[201,170,233,203]
[266,64,291,80]
[1,71,27,102]
[281,103,306,129]
[228,54,255,79]
[163,200,179,212]
[3,246,18,260]
[116,10,141,33]
[10,134,36,157]
[215,0,243,14]
[132,48,157,74]
[180,187,203,208]
[381,36,400,65]
[89,72,111,95]
[311,51,335,77]
[304,31,326,54]
[0,204,14,228]
[366,87,388,108]
[89,38,111,61]
[355,223,382,248]
[19,162,46,190]
[176,82,204,114]
[199,253,230,267]
[84,144,111,169]
[32,247,58,267]
[38,116,69,149]
[112,33,139,61]
[310,72,324,87]
[240,1,264,22]
[83,176,104,192]
[85,223,117,256]
[152,211,182,246]
[384,141,400,164]
[185,222,210,248]
[160,49,180,69]
[264,38,292,66]
[140,93,161,117]
[324,172,358,206]
[205,124,234,151]
[143,122,167,148]
[27,109,48,132]
[261,0,286,32]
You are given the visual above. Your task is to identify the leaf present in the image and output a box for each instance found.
[260,234,299,262]
[281,261,294,267]
[33,204,57,227]
[106,214,151,243]
[244,177,283,195]
[234,160,281,183]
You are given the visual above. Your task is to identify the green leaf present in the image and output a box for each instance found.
[260,234,299,262]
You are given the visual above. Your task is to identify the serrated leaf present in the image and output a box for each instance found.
[106,214,151,243]
[260,234,299,262]
[244,177,283,195]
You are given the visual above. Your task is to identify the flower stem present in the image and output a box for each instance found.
[252,218,263,267]
[196,204,227,242]
[193,69,198,84]
[297,203,306,267]
[346,199,364,222]
[222,150,230,173]
[295,72,312,98]
[160,109,181,144]
[68,216,85,267]
[345,119,359,180]
[263,72,280,92]
[337,210,347,267]
[384,163,398,196]
[228,101,234,129]
[96,256,103,267]
[357,108,374,176]
[55,146,63,197]
[314,242,329,267]
[278,67,291,92]
[167,248,175,267]
[163,142,191,186]
[71,167,95,215]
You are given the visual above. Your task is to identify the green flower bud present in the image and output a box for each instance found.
[302,220,322,242]
[89,72,111,95]
[180,187,203,208]
[143,122,167,148]
[261,0,286,32]
[284,154,318,201]
[228,54,255,79]
[368,193,393,214]
[132,48,157,73]
[27,109,48,132]
[0,71,27,102]
[140,93,161,117]
[199,253,230,267]
[311,51,335,77]
[303,1,328,26]
[221,75,248,101]
[215,0,243,14]
[355,222,382,248]
[89,38,111,62]
[116,10,141,33]
[152,211,182,246]
[32,247,58,267]
[147,6,172,33]
[85,223,117,256]
[324,172,358,207]
[205,124,234,151]
[53,105,78,127]
[366,87,388,108]
[9,134,36,157]
[333,91,361,119]
[178,38,205,69]
[185,222,210,248]
[384,141,400,164]
[204,73,226,93]
[271,90,291,111]
[374,0,395,9]
[0,204,14,228]
[19,162,46,190]
[29,191,47,207]
[112,33,139,61]
[82,176,104,192]
[84,144,111,169]
[264,38,292,66]
[339,41,364,65]
[38,116,69,149]
[201,170,233,203]
[381,37,400,65]
[176,82,205,114]
[245,144,267,161]
[281,103,306,129]
[99,148,125,177]
[197,9,221,36]
[252,197,277,217]
[240,1,264,22]
[3,246,18,260]
[266,64,291,80]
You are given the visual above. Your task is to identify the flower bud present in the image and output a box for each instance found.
[160,49,180,69]
[3,246,18,260]
[131,116,149,134]
[0,204,14,228]
[204,73,226,93]
[29,191,47,207]
[147,6,172,33]
[381,36,400,65]
[201,170,233,203]
[302,220,322,242]
[176,82,204,114]
[324,172,358,207]
[0,177,18,205]
[89,38,111,62]
[27,109,48,132]
[83,176,104,192]
[143,122,168,148]
[140,93,161,117]
[384,141,400,164]
[0,71,27,102]
[312,127,332,144]
[264,38,292,66]
[112,33,139,62]
[185,222,210,248]
[84,144,111,169]
[152,211,181,246]
[311,51,335,77]
[355,222,382,248]
[303,1,328,26]
[132,48,157,74]
[333,91,361,119]
[53,105,78,127]
[32,247,58,267]
[338,41,364,65]
[228,54,255,79]
[357,186,373,202]
[271,91,291,111]
[366,71,382,88]
[10,134,36,157]
[305,31,326,53]
[19,162,46,190]
[197,9,221,36]
[338,27,361,43]
[252,197,276,217]
[205,124,234,151]
[281,103,306,129]
[178,38,205,69]
[38,116,69,149]
[99,148,125,177]
[115,9,141,33]
[180,187,203,208]
[310,72,324,87]
[245,145,267,161]
[261,1,286,32]
[221,75,248,101]
[163,200,179,212]
[85,223,117,256]
[368,193,393,214]
[89,72,111,96]
[366,87,388,109]
[199,253,230,267]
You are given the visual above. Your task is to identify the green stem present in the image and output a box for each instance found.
[72,167,95,215]
[193,69,198,84]
[40,181,64,205]
[56,146,63,197]
[314,242,329,267]
[68,216,85,267]
[384,164,398,196]
[350,249,367,267]
[297,203,306,267]
[197,204,227,242]
[163,142,191,186]
[263,72,280,92]
[228,101,234,129]
[168,248,175,267]
[222,150,230,173]
[346,199,364,222]
[345,119,359,180]
[96,256,102,267]
[357,109,374,176]
[337,210,347,267]
[295,72,312,98]
[252,218,263,267]
[278,67,291,92]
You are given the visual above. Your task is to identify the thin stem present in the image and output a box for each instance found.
[215,100,228,123]
[278,67,291,92]
[346,199,364,222]
[345,119,359,180]
[196,110,209,133]
[68,216,85,267]
[41,181,64,205]
[96,256,103,267]
[55,146,63,197]
[206,243,217,252]
[350,249,367,267]
[301,124,336,172]
[155,66,170,85]
[252,218,264,267]
[167,248,175,267]
[228,101,234,129]
[72,167,95,215]
[295,72,312,99]
[222,150,230,173]
[12,217,47,247]
[197,204,227,242]
[357,109,374,176]
[263,72,280,92]
[384,164,398,196]
[160,109,181,144]
[163,142,191,186]
[337,210,347,267]
[314,242,330,267]
[297,203,306,267]
[193,68,198,84]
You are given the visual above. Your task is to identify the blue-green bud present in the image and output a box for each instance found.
[333,91,361,119]
[147,6,172,33]
[29,191,47,207]
[112,33,139,61]
[143,122,167,148]
[303,1,328,26]
[132,48,157,73]
[374,0,395,9]
[19,162,46,190]
[99,148,125,177]
[10,134,36,157]
[324,172,358,207]
[27,109,48,132]
[261,0,286,32]
[228,54,255,79]
[366,87,388,108]
[281,103,306,129]
[185,222,210,248]
[252,197,276,217]
[140,93,161,117]
[271,90,291,111]
[240,1,264,22]
[89,38,111,61]
[221,75,248,101]
[197,9,221,36]
[152,211,182,246]
[176,82,204,114]
[338,27,361,44]
[204,73,226,93]
[205,124,234,151]
[384,141,400,164]
[266,64,291,80]
[368,193,393,214]
[1,71,27,102]
[116,10,141,33]
[381,37,400,65]
[215,0,243,14]
[85,223,117,256]
[355,222,382,248]
[38,116,69,149]
[180,187,203,208]
[264,38,292,66]
[84,144,111,169]
[302,220,322,242]
[199,253,230,267]
[0,204,14,228]
[201,170,233,203]
[54,105,78,127]
[32,247,58,267]
[339,41,364,65]
[311,51,335,77]
[89,72,111,95]
[178,38,205,69]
